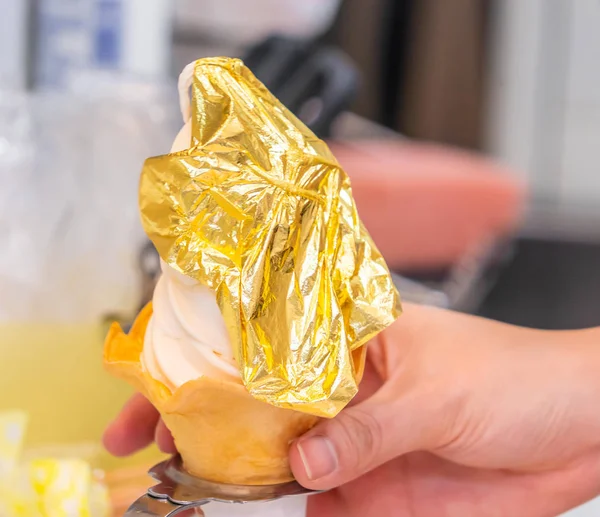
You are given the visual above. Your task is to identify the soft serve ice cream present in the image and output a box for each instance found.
[141,260,240,390]
[103,57,400,485]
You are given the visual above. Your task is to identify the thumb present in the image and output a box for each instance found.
[289,390,430,490]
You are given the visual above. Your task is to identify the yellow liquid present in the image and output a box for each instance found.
[0,323,163,470]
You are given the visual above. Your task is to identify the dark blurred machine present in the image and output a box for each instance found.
[243,35,358,139]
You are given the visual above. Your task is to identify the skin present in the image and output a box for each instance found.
[104,304,600,517]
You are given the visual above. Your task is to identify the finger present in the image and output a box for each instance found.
[155,419,177,454]
[103,393,160,456]
[290,386,431,491]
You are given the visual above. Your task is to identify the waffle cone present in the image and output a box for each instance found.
[104,303,367,485]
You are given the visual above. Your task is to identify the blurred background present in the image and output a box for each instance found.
[0,0,598,515]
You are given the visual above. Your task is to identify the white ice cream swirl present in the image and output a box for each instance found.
[141,260,241,390]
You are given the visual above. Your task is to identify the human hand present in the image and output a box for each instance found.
[289,305,600,517]
[104,304,600,517]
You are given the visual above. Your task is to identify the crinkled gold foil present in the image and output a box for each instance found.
[139,57,401,418]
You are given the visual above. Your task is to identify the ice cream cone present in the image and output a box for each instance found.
[103,58,396,487]
[104,303,366,485]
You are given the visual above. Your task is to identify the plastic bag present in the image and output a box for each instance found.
[0,78,180,323]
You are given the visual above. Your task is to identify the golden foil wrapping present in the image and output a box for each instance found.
[139,58,401,418]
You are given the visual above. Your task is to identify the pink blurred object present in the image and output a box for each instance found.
[328,140,527,271]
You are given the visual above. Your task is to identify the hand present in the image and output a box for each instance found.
[104,305,600,517]
[289,305,600,517]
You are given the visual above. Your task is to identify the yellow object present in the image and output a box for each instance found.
[139,57,401,418]
[0,410,28,478]
[0,466,37,517]
[0,411,110,517]
[105,303,361,484]
[30,459,92,517]
[0,411,32,517]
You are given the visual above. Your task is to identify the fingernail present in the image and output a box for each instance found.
[297,436,338,480]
